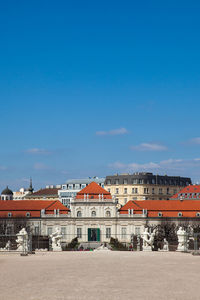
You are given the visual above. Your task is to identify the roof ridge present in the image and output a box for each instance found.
[132,200,143,209]
[44,200,58,210]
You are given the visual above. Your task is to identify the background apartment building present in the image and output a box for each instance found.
[104,173,191,206]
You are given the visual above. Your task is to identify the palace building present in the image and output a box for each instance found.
[0,182,200,248]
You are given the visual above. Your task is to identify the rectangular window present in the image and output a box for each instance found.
[116,188,119,194]
[124,188,127,194]
[123,179,128,184]
[159,188,163,194]
[135,227,141,235]
[106,228,111,239]
[152,188,155,194]
[144,188,149,194]
[77,228,82,238]
[61,227,66,236]
[35,226,39,235]
[47,227,53,236]
[115,179,119,185]
[167,188,170,195]
[132,188,138,194]
[124,198,127,204]
[121,227,127,239]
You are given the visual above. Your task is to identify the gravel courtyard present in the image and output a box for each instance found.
[0,251,200,300]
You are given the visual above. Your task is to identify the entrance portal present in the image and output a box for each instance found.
[88,228,100,242]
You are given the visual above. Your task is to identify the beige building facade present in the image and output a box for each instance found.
[104,173,191,206]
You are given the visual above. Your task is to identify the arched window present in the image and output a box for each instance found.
[77,211,82,217]
[91,211,96,217]
[106,211,111,217]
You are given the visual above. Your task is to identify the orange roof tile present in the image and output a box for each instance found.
[171,185,200,200]
[119,200,200,218]
[0,200,69,218]
[76,182,112,199]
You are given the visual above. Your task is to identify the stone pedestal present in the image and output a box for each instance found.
[176,227,188,252]
[143,246,153,252]
[141,228,155,252]
[50,227,63,251]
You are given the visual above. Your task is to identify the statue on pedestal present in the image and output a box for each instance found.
[177,227,188,252]
[141,227,155,251]
[50,227,62,251]
[16,228,28,253]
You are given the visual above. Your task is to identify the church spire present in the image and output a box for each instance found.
[28,177,34,193]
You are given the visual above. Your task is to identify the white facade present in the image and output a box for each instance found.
[37,193,147,245]
[13,188,31,200]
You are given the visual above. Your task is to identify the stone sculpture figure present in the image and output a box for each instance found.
[50,227,62,251]
[163,238,169,251]
[16,228,28,253]
[177,227,188,252]
[141,227,155,251]
[5,240,11,251]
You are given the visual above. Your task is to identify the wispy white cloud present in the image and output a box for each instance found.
[131,143,167,151]
[109,161,160,171]
[109,158,200,175]
[189,137,200,145]
[96,127,128,136]
[26,148,51,155]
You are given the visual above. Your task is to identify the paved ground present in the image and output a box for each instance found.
[0,251,200,300]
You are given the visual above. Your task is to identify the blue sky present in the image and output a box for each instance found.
[0,0,200,190]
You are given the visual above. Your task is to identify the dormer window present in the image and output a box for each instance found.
[178,212,182,217]
[196,212,200,217]
[158,212,162,217]
[8,212,12,217]
[26,212,31,217]
[91,211,96,217]
[106,211,111,217]
[77,211,82,217]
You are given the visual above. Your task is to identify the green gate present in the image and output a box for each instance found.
[88,228,100,242]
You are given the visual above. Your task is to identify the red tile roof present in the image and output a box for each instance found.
[76,182,112,199]
[171,185,200,200]
[26,188,59,198]
[119,200,200,218]
[0,200,69,218]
